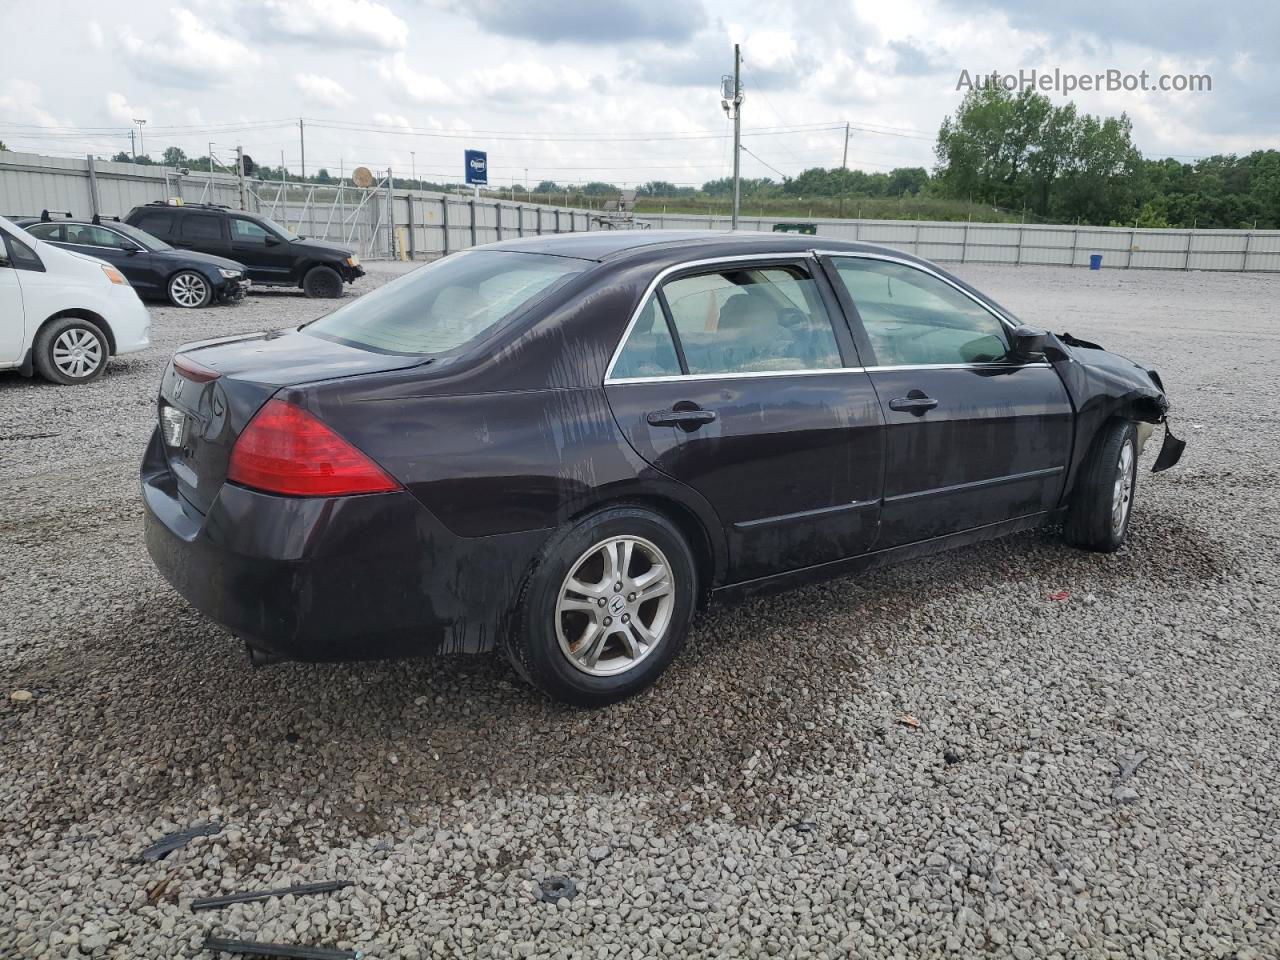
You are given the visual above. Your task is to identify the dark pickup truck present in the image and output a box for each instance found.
[125,202,364,298]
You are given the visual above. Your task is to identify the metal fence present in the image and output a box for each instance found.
[5,151,1280,271]
[0,151,592,260]
[637,212,1280,272]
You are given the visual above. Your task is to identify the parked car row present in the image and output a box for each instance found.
[2,201,364,385]
[15,203,363,311]
[0,214,151,384]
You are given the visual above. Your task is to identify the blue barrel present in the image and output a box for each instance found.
[1089,254,1103,270]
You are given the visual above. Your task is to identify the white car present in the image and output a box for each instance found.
[1,214,150,385]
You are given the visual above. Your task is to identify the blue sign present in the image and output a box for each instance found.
[464,149,488,185]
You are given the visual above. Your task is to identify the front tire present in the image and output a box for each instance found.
[33,317,109,385]
[303,265,343,299]
[507,506,697,707]
[1063,419,1138,552]
[168,271,212,308]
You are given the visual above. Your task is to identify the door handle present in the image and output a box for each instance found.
[646,407,718,430]
[888,395,939,414]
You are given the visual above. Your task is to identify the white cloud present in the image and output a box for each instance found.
[257,0,408,50]
[117,9,259,88]
[470,62,594,100]
[376,54,456,104]
[295,73,356,106]
[106,93,151,125]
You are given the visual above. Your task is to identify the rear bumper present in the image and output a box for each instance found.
[140,429,547,661]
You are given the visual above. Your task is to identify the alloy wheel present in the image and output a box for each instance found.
[1111,439,1135,535]
[171,273,209,307]
[555,535,676,677]
[52,328,103,379]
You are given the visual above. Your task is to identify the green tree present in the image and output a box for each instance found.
[162,146,187,166]
[0,140,8,152]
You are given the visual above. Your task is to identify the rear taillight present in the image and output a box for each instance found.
[227,399,398,497]
[173,354,221,383]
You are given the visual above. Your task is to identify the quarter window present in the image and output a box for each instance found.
[831,257,1010,366]
[660,265,841,375]
[611,294,682,379]
[3,232,44,271]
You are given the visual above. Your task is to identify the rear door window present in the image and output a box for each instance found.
[661,265,842,375]
[181,215,223,241]
[136,212,175,237]
[25,223,64,242]
[610,294,682,379]
[65,224,133,249]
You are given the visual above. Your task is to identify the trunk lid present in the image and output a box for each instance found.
[157,328,425,514]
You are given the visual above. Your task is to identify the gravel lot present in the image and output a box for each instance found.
[2,259,1278,959]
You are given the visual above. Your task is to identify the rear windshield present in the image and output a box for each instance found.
[304,251,587,356]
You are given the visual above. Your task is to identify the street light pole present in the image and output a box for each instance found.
[410,151,416,187]
[133,119,147,159]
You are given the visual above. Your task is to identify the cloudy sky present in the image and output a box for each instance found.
[1,0,1274,187]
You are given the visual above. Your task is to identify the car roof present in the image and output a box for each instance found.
[482,229,915,264]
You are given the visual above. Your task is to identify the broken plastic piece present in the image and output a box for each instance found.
[141,822,222,862]
[203,937,364,959]
[1047,590,1071,601]
[192,880,352,911]
[1152,424,1186,473]
[535,876,578,902]
[898,713,920,728]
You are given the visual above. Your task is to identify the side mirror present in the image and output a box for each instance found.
[1010,325,1048,361]
[125,245,142,255]
[264,234,281,246]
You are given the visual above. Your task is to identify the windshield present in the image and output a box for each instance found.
[305,251,588,356]
[112,220,173,252]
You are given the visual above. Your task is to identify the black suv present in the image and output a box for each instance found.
[125,203,364,298]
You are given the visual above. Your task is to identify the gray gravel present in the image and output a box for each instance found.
[2,261,1278,959]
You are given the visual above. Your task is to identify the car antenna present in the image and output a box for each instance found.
[40,209,50,222]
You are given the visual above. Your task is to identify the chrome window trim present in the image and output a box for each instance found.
[607,366,861,386]
[863,361,1052,372]
[57,223,139,252]
[602,252,843,385]
[812,248,1020,331]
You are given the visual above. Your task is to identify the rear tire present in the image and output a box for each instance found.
[33,317,109,385]
[168,270,212,308]
[303,265,343,299]
[506,506,697,707]
[1063,419,1138,552]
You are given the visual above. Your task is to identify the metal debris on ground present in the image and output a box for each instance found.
[139,822,222,862]
[535,876,578,902]
[203,937,364,959]
[192,880,352,912]
[788,821,817,834]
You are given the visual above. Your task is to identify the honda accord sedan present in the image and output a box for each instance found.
[142,231,1184,706]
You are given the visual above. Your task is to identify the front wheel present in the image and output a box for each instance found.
[168,271,212,308]
[507,506,697,707]
[1063,419,1138,552]
[33,317,109,385]
[303,265,343,299]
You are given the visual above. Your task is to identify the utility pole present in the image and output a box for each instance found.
[129,129,136,161]
[133,119,147,158]
[386,167,395,259]
[235,145,248,210]
[410,151,416,186]
[842,121,850,169]
[298,118,306,182]
[208,141,216,200]
[722,44,744,229]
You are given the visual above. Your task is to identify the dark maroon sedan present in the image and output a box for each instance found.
[142,231,1183,706]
